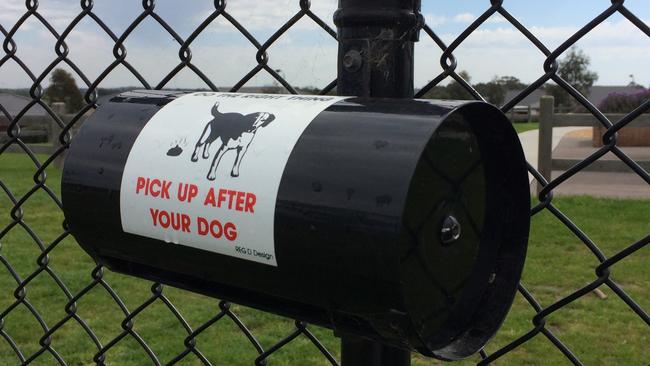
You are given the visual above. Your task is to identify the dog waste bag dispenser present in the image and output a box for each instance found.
[62,91,530,360]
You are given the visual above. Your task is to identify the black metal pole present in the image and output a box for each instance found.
[340,337,411,366]
[334,0,421,364]
[334,0,421,98]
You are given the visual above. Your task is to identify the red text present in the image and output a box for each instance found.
[149,208,191,233]
[136,177,172,199]
[203,188,256,213]
[197,217,238,241]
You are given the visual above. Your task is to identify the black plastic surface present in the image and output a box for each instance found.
[62,91,529,358]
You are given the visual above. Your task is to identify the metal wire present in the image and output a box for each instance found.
[0,1,648,365]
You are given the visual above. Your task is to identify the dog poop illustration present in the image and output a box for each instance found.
[191,101,275,180]
[166,145,183,156]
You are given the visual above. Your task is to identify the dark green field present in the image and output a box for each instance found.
[0,153,647,365]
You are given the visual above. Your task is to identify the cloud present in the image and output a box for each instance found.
[446,18,649,50]
[196,0,337,31]
[452,13,476,23]
[0,1,32,29]
[0,0,339,89]
[423,12,506,28]
[416,18,650,86]
[1,5,648,89]
[486,14,507,24]
[0,0,79,32]
[423,14,447,27]
[0,24,338,90]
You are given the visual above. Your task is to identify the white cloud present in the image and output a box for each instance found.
[1,6,648,89]
[0,0,32,29]
[0,25,338,90]
[196,0,338,31]
[0,0,78,32]
[423,13,447,27]
[486,14,507,24]
[416,18,650,86]
[446,18,649,50]
[0,0,339,89]
[423,12,508,29]
[453,13,476,23]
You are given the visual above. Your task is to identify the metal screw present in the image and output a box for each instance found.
[440,215,461,245]
[342,49,362,72]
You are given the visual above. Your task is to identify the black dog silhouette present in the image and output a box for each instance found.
[191,102,275,180]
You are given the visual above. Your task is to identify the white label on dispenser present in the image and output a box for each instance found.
[120,92,347,266]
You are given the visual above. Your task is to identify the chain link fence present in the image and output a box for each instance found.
[1,0,648,365]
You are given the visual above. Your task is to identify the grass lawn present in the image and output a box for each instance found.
[513,122,539,134]
[1,153,648,365]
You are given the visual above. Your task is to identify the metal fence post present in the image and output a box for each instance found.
[334,0,421,364]
[334,0,421,98]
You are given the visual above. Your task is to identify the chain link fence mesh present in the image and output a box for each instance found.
[0,0,648,365]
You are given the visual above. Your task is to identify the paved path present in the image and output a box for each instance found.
[517,127,584,183]
[516,128,650,198]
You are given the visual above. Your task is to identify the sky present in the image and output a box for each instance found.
[0,0,649,90]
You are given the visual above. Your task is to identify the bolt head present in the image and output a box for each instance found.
[342,49,362,72]
[440,215,461,245]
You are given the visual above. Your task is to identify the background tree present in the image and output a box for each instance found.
[421,70,474,100]
[475,75,527,106]
[475,79,505,105]
[496,75,526,91]
[43,68,84,113]
[546,47,598,110]
[445,71,475,100]
[420,85,449,99]
[423,72,526,106]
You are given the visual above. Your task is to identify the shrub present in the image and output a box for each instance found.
[598,89,650,113]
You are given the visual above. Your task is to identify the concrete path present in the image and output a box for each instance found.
[544,170,650,198]
[517,127,584,183]
[517,127,650,198]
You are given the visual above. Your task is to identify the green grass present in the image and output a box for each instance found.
[514,122,539,134]
[1,153,648,365]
